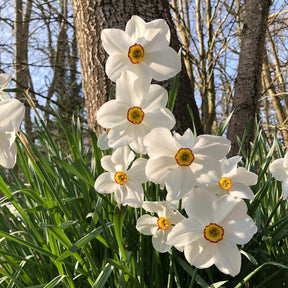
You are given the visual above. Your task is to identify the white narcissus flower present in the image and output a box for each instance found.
[0,74,12,101]
[97,129,111,150]
[204,156,258,199]
[101,15,181,82]
[269,153,288,200]
[136,201,185,253]
[0,99,25,168]
[167,188,257,277]
[144,127,231,200]
[96,71,175,153]
[94,146,147,208]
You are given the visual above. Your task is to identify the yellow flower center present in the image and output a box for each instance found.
[114,172,127,185]
[128,43,145,64]
[175,148,194,166]
[204,223,224,243]
[127,106,144,124]
[157,217,170,230]
[219,177,232,190]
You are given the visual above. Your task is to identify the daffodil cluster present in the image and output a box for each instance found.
[0,74,25,169]
[94,15,258,277]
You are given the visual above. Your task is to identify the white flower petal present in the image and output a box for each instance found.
[0,74,12,90]
[129,137,147,154]
[143,19,170,45]
[0,141,17,169]
[144,127,179,158]
[142,84,168,110]
[127,158,147,183]
[224,216,257,245]
[116,71,142,105]
[94,172,117,194]
[144,109,176,131]
[0,99,25,130]
[96,100,128,129]
[230,183,255,200]
[167,219,203,247]
[144,47,181,81]
[214,240,241,276]
[165,166,194,200]
[142,201,168,215]
[231,167,258,186]
[125,15,147,41]
[145,156,176,184]
[173,128,195,149]
[191,156,221,185]
[97,132,110,150]
[123,181,144,207]
[269,158,288,181]
[221,156,241,175]
[111,146,135,169]
[184,188,215,222]
[100,155,116,172]
[105,54,130,82]
[108,128,133,149]
[283,153,288,169]
[101,28,131,55]
[152,228,172,253]
[281,180,288,200]
[184,239,215,269]
[136,214,158,235]
[215,195,247,224]
[193,135,230,158]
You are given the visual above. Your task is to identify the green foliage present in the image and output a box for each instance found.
[0,106,287,287]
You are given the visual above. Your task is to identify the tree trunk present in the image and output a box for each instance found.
[227,0,271,157]
[14,0,33,139]
[262,51,288,146]
[71,0,202,137]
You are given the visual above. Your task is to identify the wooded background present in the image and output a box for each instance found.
[1,0,287,155]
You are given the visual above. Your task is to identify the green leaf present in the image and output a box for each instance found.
[0,230,56,259]
[56,223,113,262]
[240,250,258,266]
[43,275,67,288]
[91,263,114,288]
[234,262,288,288]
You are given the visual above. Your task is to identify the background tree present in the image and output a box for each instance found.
[14,0,33,138]
[1,0,84,137]
[71,0,203,137]
[1,0,288,150]
[227,0,272,156]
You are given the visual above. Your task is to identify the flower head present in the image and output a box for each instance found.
[144,127,231,200]
[204,156,258,199]
[136,201,185,253]
[0,74,12,101]
[167,188,257,276]
[101,15,181,82]
[96,71,175,153]
[0,99,25,168]
[94,146,148,207]
[269,153,288,200]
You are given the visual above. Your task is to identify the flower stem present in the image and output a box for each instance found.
[114,205,127,262]
[265,195,283,227]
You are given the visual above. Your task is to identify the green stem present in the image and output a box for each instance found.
[114,206,127,262]
[265,195,283,227]
[189,267,198,288]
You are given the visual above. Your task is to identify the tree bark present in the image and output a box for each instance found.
[14,0,33,139]
[262,51,288,146]
[71,0,202,137]
[227,0,271,157]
